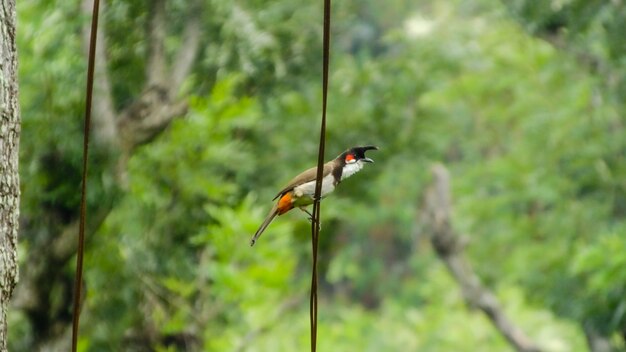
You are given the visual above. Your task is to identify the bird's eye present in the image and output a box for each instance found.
[345,154,356,163]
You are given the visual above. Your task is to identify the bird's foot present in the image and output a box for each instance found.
[299,207,313,218]
[308,218,322,231]
[298,207,321,229]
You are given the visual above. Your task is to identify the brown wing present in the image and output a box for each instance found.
[272,162,334,200]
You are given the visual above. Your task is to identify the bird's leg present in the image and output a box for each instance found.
[299,207,322,230]
[299,207,313,222]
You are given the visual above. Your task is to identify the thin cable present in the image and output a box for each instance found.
[72,0,100,350]
[310,0,331,351]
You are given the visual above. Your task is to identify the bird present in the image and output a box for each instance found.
[250,145,378,246]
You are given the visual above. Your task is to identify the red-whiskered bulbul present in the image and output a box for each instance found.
[250,145,378,246]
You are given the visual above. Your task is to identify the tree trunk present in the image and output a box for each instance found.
[0,0,20,349]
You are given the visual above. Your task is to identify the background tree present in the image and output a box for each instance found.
[0,0,20,349]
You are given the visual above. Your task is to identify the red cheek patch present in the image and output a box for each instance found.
[345,154,355,162]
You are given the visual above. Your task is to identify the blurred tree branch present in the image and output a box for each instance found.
[116,0,202,153]
[422,164,542,352]
[171,0,201,90]
[81,0,203,155]
[146,0,167,86]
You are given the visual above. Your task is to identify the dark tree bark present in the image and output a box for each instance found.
[421,164,542,352]
[11,0,203,349]
[0,0,20,349]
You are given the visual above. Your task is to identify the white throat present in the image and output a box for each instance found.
[341,161,364,181]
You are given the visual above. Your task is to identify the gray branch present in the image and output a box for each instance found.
[146,0,168,86]
[117,0,201,153]
[422,164,542,352]
[117,85,187,152]
[171,0,202,91]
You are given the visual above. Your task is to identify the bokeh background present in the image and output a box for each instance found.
[11,0,626,351]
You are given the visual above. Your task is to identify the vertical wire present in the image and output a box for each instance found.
[311,0,332,350]
[72,0,100,350]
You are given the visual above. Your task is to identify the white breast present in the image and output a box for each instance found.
[293,174,336,199]
[341,161,364,181]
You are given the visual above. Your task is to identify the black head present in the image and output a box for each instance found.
[341,145,379,164]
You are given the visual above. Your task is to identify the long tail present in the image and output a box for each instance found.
[250,204,279,246]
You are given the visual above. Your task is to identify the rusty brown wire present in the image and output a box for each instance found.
[72,0,100,350]
[310,0,332,350]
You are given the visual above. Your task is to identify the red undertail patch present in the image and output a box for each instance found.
[277,192,294,215]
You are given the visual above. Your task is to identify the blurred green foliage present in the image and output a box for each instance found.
[13,0,626,350]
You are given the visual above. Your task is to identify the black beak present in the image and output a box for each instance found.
[356,145,378,163]
[361,145,379,152]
